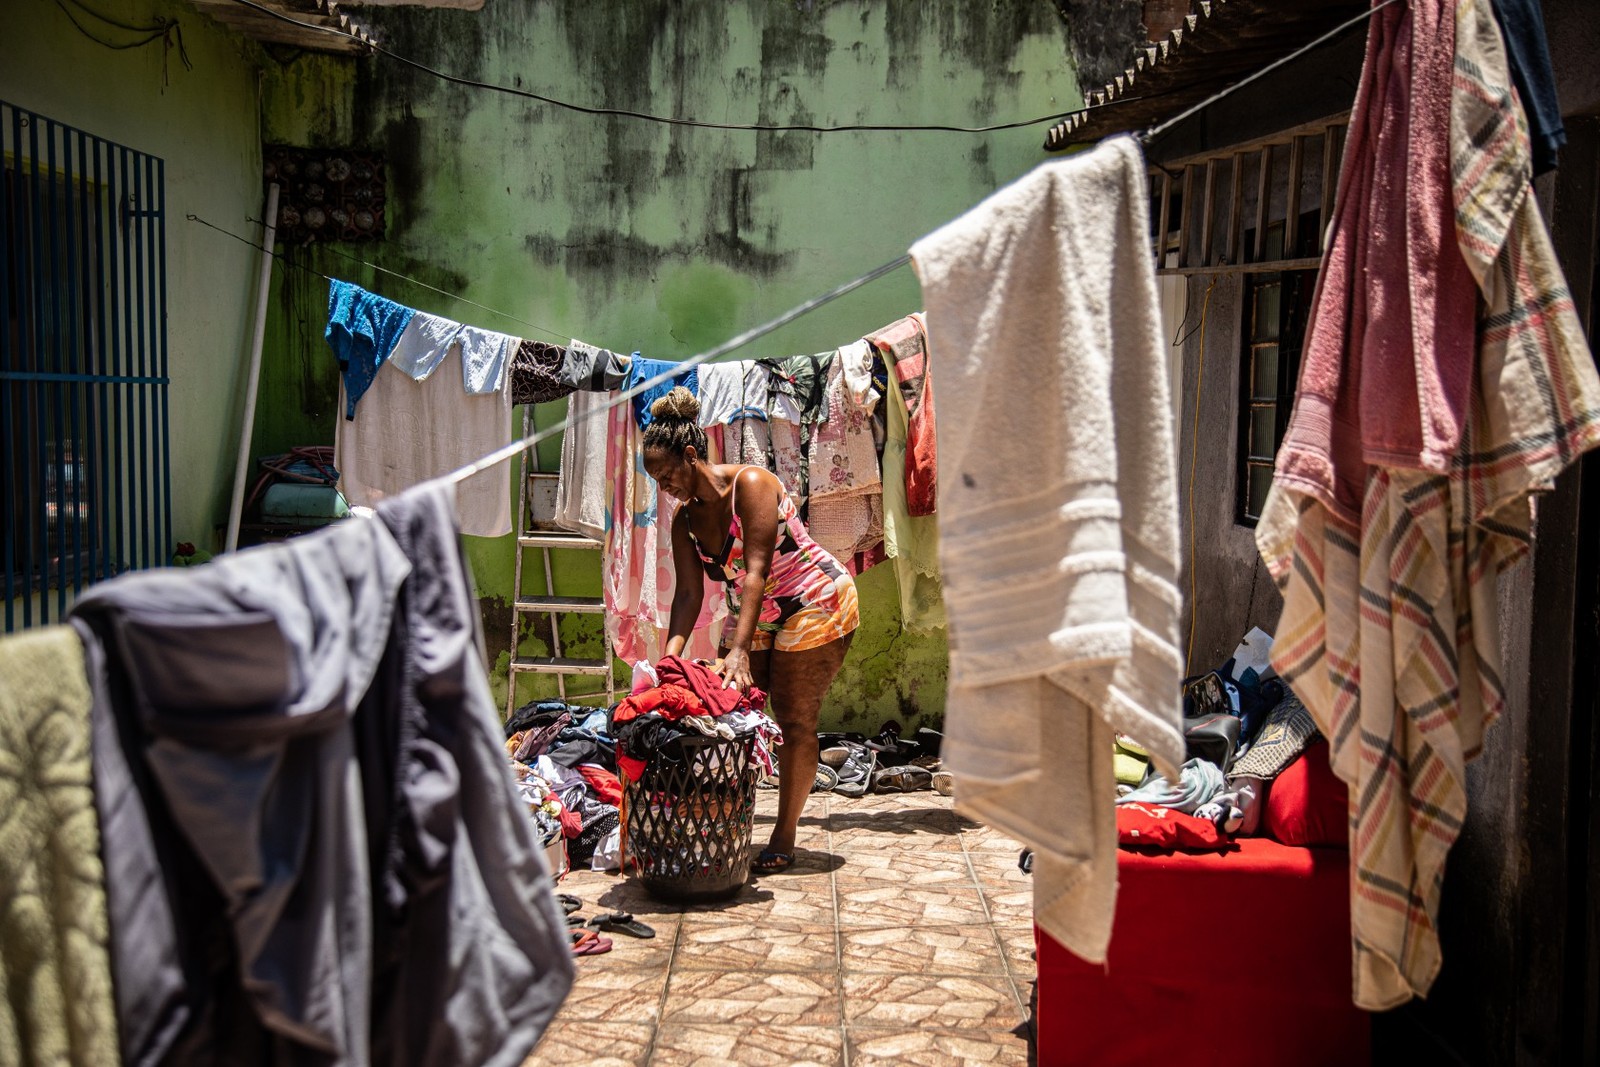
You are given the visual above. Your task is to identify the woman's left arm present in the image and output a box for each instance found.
[718,468,780,692]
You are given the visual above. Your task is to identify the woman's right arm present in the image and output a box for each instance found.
[662,507,706,659]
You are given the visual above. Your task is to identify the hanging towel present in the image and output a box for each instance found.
[1257,0,1600,1011]
[628,357,697,430]
[387,309,467,381]
[562,339,631,392]
[603,400,726,664]
[912,135,1185,964]
[326,280,417,419]
[1270,0,1476,485]
[1491,0,1565,175]
[0,626,118,1067]
[335,349,515,537]
[866,315,937,516]
[555,388,611,541]
[511,339,577,406]
[456,326,518,395]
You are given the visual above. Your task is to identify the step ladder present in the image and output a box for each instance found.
[507,404,615,719]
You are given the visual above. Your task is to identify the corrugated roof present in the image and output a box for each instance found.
[186,0,377,55]
[1045,0,1365,150]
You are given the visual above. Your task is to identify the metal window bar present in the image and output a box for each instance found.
[2,100,170,632]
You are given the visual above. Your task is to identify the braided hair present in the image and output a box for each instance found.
[642,386,708,458]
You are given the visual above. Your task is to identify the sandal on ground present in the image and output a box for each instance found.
[587,911,656,939]
[932,770,955,796]
[757,772,781,790]
[570,929,613,957]
[750,849,794,874]
[565,914,588,927]
[812,765,841,793]
[557,893,583,915]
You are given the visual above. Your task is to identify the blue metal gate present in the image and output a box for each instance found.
[1,100,170,631]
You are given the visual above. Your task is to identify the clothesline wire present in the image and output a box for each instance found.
[442,255,912,486]
[1138,0,1400,144]
[226,0,1090,135]
[187,213,575,344]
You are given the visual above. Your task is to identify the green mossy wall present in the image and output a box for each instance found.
[254,0,1078,729]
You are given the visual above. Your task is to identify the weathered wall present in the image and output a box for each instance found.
[0,0,266,562]
[253,0,1077,728]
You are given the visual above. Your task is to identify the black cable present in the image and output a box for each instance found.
[53,0,165,49]
[226,0,1092,135]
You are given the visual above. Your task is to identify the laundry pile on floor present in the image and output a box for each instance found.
[807,722,951,796]
[505,700,627,875]
[1108,627,1344,853]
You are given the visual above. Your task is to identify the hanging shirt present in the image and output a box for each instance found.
[326,280,416,419]
[562,339,631,392]
[627,357,697,430]
[695,361,772,427]
[510,339,577,406]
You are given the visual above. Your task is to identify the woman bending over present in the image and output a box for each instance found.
[642,386,859,874]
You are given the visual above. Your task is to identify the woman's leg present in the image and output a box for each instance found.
[763,633,853,859]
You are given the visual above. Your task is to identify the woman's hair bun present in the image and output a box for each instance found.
[649,385,701,423]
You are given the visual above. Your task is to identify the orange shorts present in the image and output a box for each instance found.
[748,575,860,653]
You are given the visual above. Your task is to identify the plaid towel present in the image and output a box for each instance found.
[1257,0,1600,1010]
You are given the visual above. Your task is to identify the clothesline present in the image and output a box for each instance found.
[443,255,912,486]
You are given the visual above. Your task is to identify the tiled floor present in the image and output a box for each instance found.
[527,789,1036,1067]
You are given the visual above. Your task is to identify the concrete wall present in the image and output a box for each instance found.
[250,0,1078,727]
[1,0,266,570]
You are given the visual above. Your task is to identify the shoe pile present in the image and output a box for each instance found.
[814,723,949,796]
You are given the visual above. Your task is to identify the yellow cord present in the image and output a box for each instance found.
[1185,278,1217,677]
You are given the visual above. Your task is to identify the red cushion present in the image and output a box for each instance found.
[1264,740,1349,847]
[1036,838,1365,1066]
[1115,803,1229,851]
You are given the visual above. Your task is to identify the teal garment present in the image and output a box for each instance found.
[325,280,417,419]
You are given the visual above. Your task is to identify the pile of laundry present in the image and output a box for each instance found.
[505,700,627,874]
[811,723,950,796]
[611,656,780,784]
[1108,627,1335,852]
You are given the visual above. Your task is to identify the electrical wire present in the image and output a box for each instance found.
[227,0,1090,135]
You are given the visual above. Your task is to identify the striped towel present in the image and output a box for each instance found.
[1256,0,1600,1010]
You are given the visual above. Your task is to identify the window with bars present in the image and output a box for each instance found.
[2,101,170,631]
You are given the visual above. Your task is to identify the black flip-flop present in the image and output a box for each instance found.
[557,893,582,916]
[587,911,656,939]
[751,849,794,874]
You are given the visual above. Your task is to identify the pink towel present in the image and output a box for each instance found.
[1275,0,1477,516]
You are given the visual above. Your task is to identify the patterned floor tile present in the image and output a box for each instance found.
[847,1026,1031,1066]
[556,966,669,1022]
[674,920,838,973]
[993,923,1038,982]
[956,826,1029,852]
[647,1024,844,1066]
[660,971,841,1027]
[978,882,1035,924]
[841,973,1025,1030]
[834,880,991,929]
[523,1021,654,1067]
[839,924,1008,977]
[680,881,836,926]
[825,808,963,836]
[832,848,976,885]
[826,832,964,856]
[563,876,689,922]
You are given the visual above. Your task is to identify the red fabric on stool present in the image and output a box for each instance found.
[1035,837,1369,1066]
[1264,740,1349,847]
